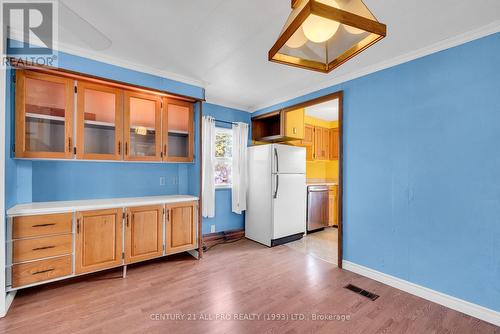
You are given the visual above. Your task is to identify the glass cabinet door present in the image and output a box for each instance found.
[15,70,74,159]
[77,82,123,160]
[163,98,194,162]
[124,91,161,161]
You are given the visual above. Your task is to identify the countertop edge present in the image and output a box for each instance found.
[7,195,199,217]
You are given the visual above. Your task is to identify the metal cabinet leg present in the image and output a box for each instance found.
[123,265,127,278]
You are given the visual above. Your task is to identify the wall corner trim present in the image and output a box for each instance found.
[0,292,16,318]
[342,261,500,327]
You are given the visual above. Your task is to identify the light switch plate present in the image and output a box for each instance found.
[210,225,216,233]
[159,177,166,186]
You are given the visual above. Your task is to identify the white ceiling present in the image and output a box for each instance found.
[59,0,500,112]
[305,99,339,121]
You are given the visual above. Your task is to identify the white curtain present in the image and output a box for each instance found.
[231,122,249,214]
[202,116,216,218]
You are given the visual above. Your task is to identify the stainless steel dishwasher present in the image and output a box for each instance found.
[307,185,329,232]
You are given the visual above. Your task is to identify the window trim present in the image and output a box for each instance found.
[214,126,233,189]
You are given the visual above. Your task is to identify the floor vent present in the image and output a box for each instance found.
[344,284,379,301]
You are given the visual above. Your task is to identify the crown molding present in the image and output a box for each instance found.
[6,29,206,89]
[251,20,500,112]
[55,42,207,89]
[204,95,252,113]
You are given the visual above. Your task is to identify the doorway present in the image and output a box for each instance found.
[283,91,343,268]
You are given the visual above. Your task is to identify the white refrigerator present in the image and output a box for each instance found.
[245,144,306,247]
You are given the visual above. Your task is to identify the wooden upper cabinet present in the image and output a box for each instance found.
[76,81,123,160]
[125,205,163,264]
[15,70,74,159]
[166,201,197,254]
[303,124,314,146]
[14,69,197,163]
[314,127,329,160]
[329,128,339,160]
[162,98,194,162]
[124,91,162,161]
[75,208,123,274]
[285,108,304,140]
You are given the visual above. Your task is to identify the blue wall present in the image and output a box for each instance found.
[31,162,185,202]
[254,33,500,312]
[5,69,32,208]
[201,103,252,234]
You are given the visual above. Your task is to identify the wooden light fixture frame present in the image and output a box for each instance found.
[269,0,387,73]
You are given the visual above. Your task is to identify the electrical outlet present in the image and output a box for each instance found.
[159,177,166,186]
[210,225,216,233]
[172,176,178,185]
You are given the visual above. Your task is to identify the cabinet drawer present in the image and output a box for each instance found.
[12,255,72,288]
[13,213,73,239]
[13,235,73,263]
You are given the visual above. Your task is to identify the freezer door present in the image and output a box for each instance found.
[272,144,306,174]
[272,173,306,239]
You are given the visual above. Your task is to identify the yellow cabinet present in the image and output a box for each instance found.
[329,128,339,160]
[328,185,338,227]
[303,124,314,145]
[285,108,305,139]
[15,70,74,159]
[314,127,330,160]
[75,208,123,274]
[166,201,197,254]
[125,205,164,264]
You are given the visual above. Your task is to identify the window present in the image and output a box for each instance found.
[214,127,232,188]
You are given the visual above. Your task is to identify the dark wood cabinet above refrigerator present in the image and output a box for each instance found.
[251,108,304,143]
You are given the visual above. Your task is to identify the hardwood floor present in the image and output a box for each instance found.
[1,239,498,334]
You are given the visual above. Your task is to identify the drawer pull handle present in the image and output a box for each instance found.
[32,246,56,251]
[32,223,56,228]
[32,268,54,275]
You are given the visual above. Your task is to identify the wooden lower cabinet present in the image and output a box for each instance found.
[12,255,72,288]
[8,199,199,290]
[328,186,338,227]
[12,213,72,239]
[13,234,72,263]
[125,205,164,264]
[75,208,123,274]
[166,201,198,254]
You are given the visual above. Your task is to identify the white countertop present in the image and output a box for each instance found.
[7,195,199,216]
[306,182,338,186]
[306,179,338,186]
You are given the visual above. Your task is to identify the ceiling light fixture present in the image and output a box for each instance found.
[269,0,387,73]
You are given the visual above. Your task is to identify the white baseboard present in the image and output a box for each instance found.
[342,261,500,327]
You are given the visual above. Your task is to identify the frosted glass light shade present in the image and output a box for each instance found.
[302,0,340,43]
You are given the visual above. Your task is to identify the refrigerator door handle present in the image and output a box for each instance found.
[274,147,279,173]
[273,174,279,199]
